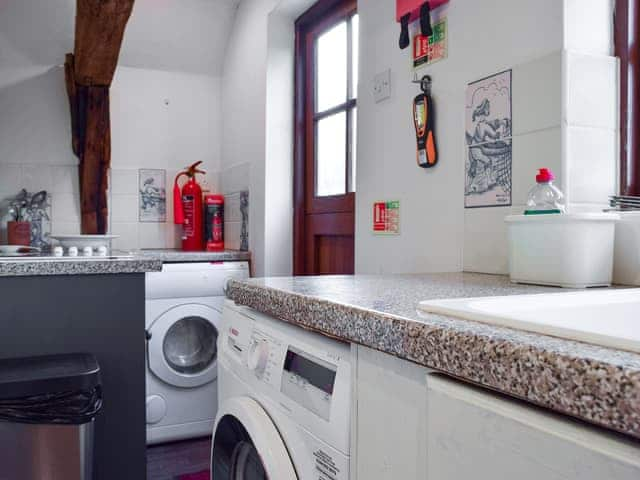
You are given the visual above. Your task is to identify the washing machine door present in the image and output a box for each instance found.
[212,397,297,480]
[148,303,220,388]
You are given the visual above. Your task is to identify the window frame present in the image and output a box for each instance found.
[615,0,640,196]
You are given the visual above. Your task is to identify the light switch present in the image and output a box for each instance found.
[373,69,391,103]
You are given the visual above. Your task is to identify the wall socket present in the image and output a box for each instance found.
[373,69,391,103]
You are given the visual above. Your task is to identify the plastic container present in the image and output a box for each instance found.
[505,213,618,288]
[524,168,565,215]
[0,353,102,480]
[613,211,640,286]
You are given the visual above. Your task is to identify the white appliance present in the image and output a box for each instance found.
[145,261,249,445]
[212,300,351,479]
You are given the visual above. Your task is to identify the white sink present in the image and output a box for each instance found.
[418,289,640,353]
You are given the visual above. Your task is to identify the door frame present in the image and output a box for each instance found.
[293,0,358,275]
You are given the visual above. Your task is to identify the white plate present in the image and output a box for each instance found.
[50,234,119,249]
[0,245,40,256]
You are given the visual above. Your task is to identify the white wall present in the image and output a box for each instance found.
[355,0,617,275]
[220,0,314,276]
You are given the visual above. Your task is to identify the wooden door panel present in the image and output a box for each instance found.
[305,212,354,275]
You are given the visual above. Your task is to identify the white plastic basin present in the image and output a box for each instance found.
[418,289,640,353]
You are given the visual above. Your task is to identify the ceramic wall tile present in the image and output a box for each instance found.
[111,194,139,223]
[512,52,562,136]
[51,165,79,195]
[139,222,166,249]
[110,169,139,195]
[0,164,21,194]
[111,222,139,251]
[464,205,524,275]
[21,164,53,193]
[220,162,250,195]
[564,125,616,204]
[511,128,563,205]
[51,193,80,223]
[564,52,618,130]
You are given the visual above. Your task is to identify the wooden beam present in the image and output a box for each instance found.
[74,0,135,86]
[65,0,135,234]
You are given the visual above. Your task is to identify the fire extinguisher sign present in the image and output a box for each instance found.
[373,201,400,235]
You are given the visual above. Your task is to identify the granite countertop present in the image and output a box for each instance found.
[0,255,162,277]
[226,273,640,440]
[135,249,251,263]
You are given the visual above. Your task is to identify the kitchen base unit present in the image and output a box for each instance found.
[352,345,640,480]
[0,273,147,480]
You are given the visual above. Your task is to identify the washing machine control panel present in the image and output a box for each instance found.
[247,332,282,384]
[222,300,351,457]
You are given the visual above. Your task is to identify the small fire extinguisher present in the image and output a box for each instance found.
[174,161,206,251]
[205,194,224,252]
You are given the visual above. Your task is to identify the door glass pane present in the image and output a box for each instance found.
[350,107,357,192]
[350,14,359,99]
[163,316,217,375]
[316,112,346,197]
[316,21,347,112]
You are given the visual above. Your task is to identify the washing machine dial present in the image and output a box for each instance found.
[247,339,270,377]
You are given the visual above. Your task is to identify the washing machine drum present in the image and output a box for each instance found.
[212,397,297,480]
[148,303,220,388]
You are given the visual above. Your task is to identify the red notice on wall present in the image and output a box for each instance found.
[373,201,400,235]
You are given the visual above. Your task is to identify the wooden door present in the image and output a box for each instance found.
[294,0,358,275]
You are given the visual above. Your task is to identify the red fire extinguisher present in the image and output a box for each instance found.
[205,194,224,252]
[174,161,205,251]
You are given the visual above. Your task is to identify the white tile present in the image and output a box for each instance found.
[224,192,241,223]
[565,52,618,130]
[224,221,241,250]
[21,164,53,192]
[512,52,562,135]
[201,171,220,194]
[511,128,563,205]
[220,163,250,194]
[564,126,616,203]
[110,169,139,195]
[139,223,167,249]
[51,165,79,194]
[464,206,524,275]
[111,222,139,251]
[51,193,80,223]
[111,194,139,222]
[165,224,181,249]
[564,0,613,55]
[0,164,21,194]
[50,221,81,235]
[566,202,609,214]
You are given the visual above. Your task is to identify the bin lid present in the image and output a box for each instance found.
[0,353,100,400]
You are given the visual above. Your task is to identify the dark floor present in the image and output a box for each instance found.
[147,436,212,480]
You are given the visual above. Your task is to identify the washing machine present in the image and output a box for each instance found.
[145,261,249,445]
[212,299,351,479]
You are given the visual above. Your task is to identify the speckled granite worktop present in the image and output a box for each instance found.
[0,255,162,277]
[136,249,251,263]
[227,273,640,440]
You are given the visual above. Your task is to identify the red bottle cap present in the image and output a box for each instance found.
[536,168,555,183]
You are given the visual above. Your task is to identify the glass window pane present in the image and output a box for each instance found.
[316,21,347,112]
[316,112,346,197]
[351,14,359,99]
[350,107,357,192]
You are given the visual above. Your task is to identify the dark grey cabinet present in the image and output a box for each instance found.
[0,273,146,480]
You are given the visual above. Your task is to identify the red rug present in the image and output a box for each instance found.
[177,471,209,480]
